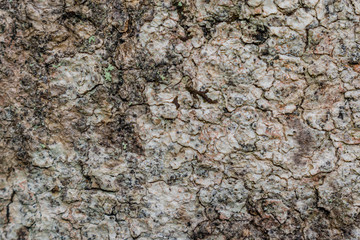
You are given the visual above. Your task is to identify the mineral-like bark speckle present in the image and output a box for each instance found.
[1,0,360,239]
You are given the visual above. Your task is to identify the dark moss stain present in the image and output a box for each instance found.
[98,115,144,155]
[191,221,212,239]
[185,84,218,104]
[172,0,192,41]
[136,50,182,84]
[254,24,269,44]
[200,24,213,40]
[191,219,269,240]
[348,52,360,65]
[16,226,29,240]
[241,19,269,45]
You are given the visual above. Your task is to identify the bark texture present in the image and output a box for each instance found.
[1,0,360,239]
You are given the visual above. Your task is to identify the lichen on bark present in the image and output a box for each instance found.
[1,0,360,239]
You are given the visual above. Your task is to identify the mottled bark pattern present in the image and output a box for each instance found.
[1,0,360,239]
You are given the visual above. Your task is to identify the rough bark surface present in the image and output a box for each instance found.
[1,0,360,239]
